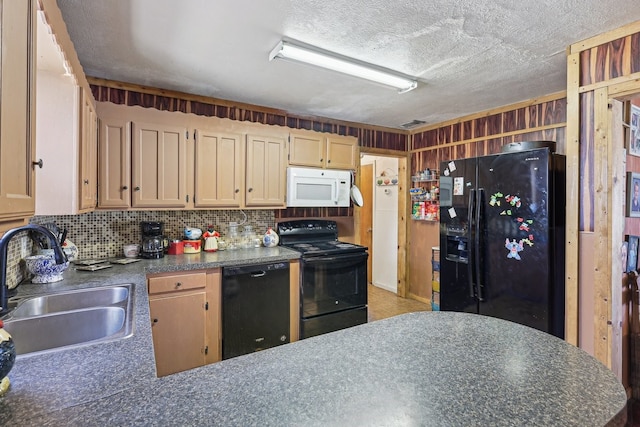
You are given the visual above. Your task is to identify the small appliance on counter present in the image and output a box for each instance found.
[140,221,167,259]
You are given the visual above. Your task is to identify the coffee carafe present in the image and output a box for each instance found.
[140,221,166,259]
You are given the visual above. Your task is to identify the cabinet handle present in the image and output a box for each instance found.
[122,185,128,190]
[328,159,331,164]
[152,318,158,323]
[235,189,239,193]
[134,186,140,191]
[320,158,323,162]
[175,282,182,288]
[248,187,253,193]
[32,159,43,169]
[84,179,89,184]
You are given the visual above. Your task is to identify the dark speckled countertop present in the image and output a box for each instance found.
[0,247,627,426]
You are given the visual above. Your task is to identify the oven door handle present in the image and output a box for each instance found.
[303,252,368,263]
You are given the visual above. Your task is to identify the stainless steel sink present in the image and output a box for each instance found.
[1,284,135,356]
[9,285,130,318]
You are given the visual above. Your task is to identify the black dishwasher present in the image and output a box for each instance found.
[222,262,290,360]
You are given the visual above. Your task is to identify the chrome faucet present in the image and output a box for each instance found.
[0,224,67,315]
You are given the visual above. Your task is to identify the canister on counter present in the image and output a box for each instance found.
[167,240,184,255]
[183,239,201,254]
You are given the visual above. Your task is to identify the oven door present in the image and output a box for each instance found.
[300,251,368,318]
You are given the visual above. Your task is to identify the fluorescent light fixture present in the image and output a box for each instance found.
[269,40,418,94]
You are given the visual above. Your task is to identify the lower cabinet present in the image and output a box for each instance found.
[147,269,221,377]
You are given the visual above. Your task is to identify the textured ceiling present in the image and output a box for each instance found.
[56,0,640,129]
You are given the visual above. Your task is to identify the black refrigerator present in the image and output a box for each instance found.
[438,147,565,338]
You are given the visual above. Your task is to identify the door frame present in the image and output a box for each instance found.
[355,148,409,297]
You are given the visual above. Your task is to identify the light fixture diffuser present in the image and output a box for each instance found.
[269,40,417,94]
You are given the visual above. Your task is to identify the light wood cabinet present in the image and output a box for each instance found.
[0,0,36,228]
[78,88,98,211]
[245,134,287,207]
[288,131,325,168]
[289,130,358,170]
[97,116,131,208]
[34,1,99,216]
[131,121,188,208]
[193,128,243,208]
[148,270,221,377]
[97,104,189,209]
[325,134,358,170]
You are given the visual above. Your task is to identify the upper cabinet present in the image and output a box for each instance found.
[0,0,36,229]
[98,104,189,209]
[289,130,358,170]
[193,128,243,208]
[245,134,287,208]
[79,88,98,211]
[131,121,188,208]
[97,116,131,209]
[34,1,99,216]
[96,102,291,211]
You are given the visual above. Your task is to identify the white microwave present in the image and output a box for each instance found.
[286,167,351,207]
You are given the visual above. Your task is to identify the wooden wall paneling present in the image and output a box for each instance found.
[463,120,473,140]
[609,98,626,382]
[632,32,640,74]
[452,122,461,143]
[565,51,581,347]
[487,113,502,136]
[474,117,487,139]
[580,48,593,87]
[580,91,596,232]
[609,38,626,80]
[592,87,612,368]
[503,110,517,133]
[487,138,502,153]
[397,156,408,299]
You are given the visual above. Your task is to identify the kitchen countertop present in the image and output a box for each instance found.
[0,247,627,426]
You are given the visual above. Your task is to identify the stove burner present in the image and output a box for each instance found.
[335,243,355,248]
[294,243,313,247]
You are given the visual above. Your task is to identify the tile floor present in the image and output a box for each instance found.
[367,283,431,322]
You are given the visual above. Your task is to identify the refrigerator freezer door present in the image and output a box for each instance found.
[439,157,477,313]
[475,149,552,333]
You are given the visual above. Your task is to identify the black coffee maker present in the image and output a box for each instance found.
[140,221,167,259]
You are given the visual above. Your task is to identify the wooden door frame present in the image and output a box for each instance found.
[355,148,409,297]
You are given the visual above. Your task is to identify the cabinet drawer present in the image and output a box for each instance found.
[148,272,207,294]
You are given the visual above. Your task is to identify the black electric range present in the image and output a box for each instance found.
[278,219,368,339]
[277,219,367,256]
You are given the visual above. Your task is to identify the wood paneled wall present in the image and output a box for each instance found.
[404,93,567,307]
[89,78,408,219]
[567,20,640,382]
[409,94,567,174]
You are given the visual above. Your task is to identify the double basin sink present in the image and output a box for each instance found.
[1,284,135,356]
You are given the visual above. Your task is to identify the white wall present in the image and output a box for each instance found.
[363,155,399,293]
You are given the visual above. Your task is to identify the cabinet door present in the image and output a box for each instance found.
[288,130,324,168]
[326,134,357,169]
[132,122,187,208]
[0,0,36,223]
[98,116,131,208]
[149,292,207,377]
[78,88,98,211]
[246,134,287,207]
[193,128,242,208]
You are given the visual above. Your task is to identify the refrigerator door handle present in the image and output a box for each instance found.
[475,188,485,302]
[467,189,476,298]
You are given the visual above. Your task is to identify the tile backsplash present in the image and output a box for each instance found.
[31,209,276,260]
[3,209,275,290]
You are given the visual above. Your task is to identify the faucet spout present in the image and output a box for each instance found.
[0,224,67,315]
